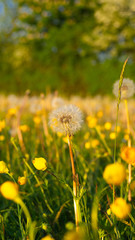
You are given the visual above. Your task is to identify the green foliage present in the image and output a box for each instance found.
[0,0,135,95]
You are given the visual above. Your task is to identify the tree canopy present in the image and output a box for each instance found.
[0,0,135,95]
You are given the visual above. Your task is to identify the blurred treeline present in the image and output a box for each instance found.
[0,0,135,96]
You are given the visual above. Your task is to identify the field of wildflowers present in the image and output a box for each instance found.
[1,65,135,239]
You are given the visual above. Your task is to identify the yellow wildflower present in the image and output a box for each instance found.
[109,132,116,140]
[33,116,41,125]
[32,157,47,171]
[114,126,121,133]
[0,120,6,132]
[40,236,54,240]
[18,176,27,185]
[103,162,126,185]
[0,135,5,141]
[104,122,112,130]
[130,181,135,190]
[87,117,97,128]
[110,198,131,219]
[121,146,135,166]
[7,108,17,116]
[19,125,30,132]
[63,228,86,240]
[85,141,91,149]
[97,111,103,118]
[124,134,129,141]
[91,139,99,148]
[57,132,63,137]
[0,181,19,201]
[63,136,72,143]
[0,161,9,173]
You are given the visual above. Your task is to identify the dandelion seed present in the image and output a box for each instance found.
[113,78,135,99]
[103,162,126,185]
[110,198,131,219]
[49,104,83,135]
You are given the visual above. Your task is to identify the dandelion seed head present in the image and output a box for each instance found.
[49,104,83,135]
[113,78,135,99]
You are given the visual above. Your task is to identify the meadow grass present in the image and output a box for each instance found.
[0,66,135,239]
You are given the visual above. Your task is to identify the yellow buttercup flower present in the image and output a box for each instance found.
[40,236,54,240]
[0,181,19,201]
[91,139,99,148]
[85,141,90,149]
[7,108,17,116]
[19,125,30,132]
[110,198,131,219]
[103,162,126,185]
[130,181,135,190]
[18,176,27,185]
[104,122,112,130]
[0,161,9,174]
[33,116,41,125]
[97,110,103,118]
[87,117,97,128]
[32,157,47,171]
[124,134,129,141]
[109,132,116,140]
[0,120,5,131]
[63,228,86,240]
[0,135,5,141]
[121,146,135,166]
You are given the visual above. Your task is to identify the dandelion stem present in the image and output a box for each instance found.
[124,99,132,201]
[67,135,82,230]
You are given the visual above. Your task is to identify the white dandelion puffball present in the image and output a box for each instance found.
[113,78,135,99]
[49,104,83,135]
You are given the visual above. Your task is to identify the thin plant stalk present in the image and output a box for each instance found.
[113,58,129,206]
[67,135,82,230]
[23,158,54,214]
[11,137,53,213]
[7,173,25,239]
[124,99,132,201]
[15,197,36,240]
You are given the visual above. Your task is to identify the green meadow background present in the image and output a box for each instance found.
[0,0,135,96]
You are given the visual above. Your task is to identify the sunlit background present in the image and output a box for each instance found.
[0,0,135,96]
